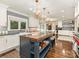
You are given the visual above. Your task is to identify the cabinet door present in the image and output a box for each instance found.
[0,7,7,27]
[7,35,20,49]
[11,35,20,47]
[6,35,14,49]
[0,36,6,53]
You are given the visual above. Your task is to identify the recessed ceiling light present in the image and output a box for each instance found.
[61,10,64,12]
[29,8,33,11]
[62,49,65,54]
[62,16,65,17]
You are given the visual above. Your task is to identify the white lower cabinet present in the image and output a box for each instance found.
[0,35,20,54]
[6,35,19,49]
[0,36,7,52]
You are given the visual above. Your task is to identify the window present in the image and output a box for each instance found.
[20,22,26,29]
[10,20,18,29]
[8,15,28,30]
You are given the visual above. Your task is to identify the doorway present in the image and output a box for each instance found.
[46,23,52,30]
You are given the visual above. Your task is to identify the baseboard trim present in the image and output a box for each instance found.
[0,45,19,57]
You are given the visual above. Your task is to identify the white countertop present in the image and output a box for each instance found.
[58,30,75,36]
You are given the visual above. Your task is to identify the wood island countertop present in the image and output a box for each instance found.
[20,32,54,42]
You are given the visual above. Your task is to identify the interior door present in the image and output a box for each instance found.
[46,23,52,30]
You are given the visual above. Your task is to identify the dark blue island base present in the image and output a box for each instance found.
[20,32,55,58]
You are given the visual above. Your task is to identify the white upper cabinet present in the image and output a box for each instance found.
[75,0,79,17]
[0,4,8,28]
[58,20,62,27]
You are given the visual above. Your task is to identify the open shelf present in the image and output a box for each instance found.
[39,43,50,58]
[31,48,34,54]
[39,41,49,53]
[31,41,50,54]
[30,38,51,58]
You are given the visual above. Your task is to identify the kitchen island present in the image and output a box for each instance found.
[20,32,55,58]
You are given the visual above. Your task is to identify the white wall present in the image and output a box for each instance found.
[29,17,39,27]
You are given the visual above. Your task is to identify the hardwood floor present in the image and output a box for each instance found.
[0,49,20,58]
[0,40,77,58]
[45,40,77,58]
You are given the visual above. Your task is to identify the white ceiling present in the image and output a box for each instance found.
[0,0,75,20]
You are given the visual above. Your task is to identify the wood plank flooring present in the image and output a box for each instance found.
[0,40,77,58]
[45,40,77,58]
[0,49,20,58]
